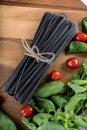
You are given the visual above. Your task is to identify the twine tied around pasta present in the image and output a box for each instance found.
[22,38,55,64]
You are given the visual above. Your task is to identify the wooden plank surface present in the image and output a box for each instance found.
[0,5,87,39]
[0,2,87,130]
[0,40,87,130]
[0,39,87,85]
[0,0,87,10]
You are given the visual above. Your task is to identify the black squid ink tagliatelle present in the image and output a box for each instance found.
[1,12,77,104]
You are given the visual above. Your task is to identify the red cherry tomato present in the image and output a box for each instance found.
[73,32,87,42]
[51,70,62,80]
[20,104,34,117]
[66,57,79,69]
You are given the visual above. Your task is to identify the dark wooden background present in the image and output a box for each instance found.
[0,0,87,130]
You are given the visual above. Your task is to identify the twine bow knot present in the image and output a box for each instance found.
[22,38,55,64]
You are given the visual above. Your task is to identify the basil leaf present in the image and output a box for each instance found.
[85,102,87,108]
[46,121,65,130]
[21,117,36,130]
[82,17,87,34]
[50,95,68,108]
[72,67,84,80]
[83,59,87,75]
[29,99,44,113]
[32,113,53,126]
[67,41,87,54]
[36,118,48,130]
[65,92,87,112]
[74,115,87,129]
[36,97,55,113]
[72,59,87,80]
[0,111,17,130]
[37,119,65,130]
[71,80,87,85]
[68,82,86,93]
[74,100,85,114]
[35,81,65,98]
[54,108,65,121]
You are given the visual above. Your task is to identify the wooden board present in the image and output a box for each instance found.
[0,5,87,39]
[0,3,87,130]
[0,0,87,10]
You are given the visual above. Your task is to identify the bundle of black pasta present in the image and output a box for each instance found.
[1,12,77,104]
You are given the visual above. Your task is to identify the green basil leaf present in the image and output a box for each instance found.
[74,100,85,114]
[74,115,87,129]
[65,92,87,112]
[54,108,65,121]
[50,95,68,108]
[21,117,36,130]
[46,121,65,130]
[72,67,84,80]
[37,118,48,130]
[68,82,86,93]
[36,126,42,130]
[70,128,78,130]
[71,80,87,85]
[35,81,65,98]
[32,113,53,126]
[67,41,87,54]
[81,113,87,122]
[82,17,87,34]
[0,111,17,130]
[36,97,55,113]
[72,59,87,80]
[83,59,87,75]
[29,99,44,113]
[85,102,87,108]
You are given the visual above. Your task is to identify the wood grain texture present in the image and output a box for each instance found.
[0,0,87,10]
[0,5,87,39]
[0,38,30,130]
[0,1,87,130]
[0,38,24,85]
[0,38,87,130]
[0,38,87,86]
[0,90,25,130]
